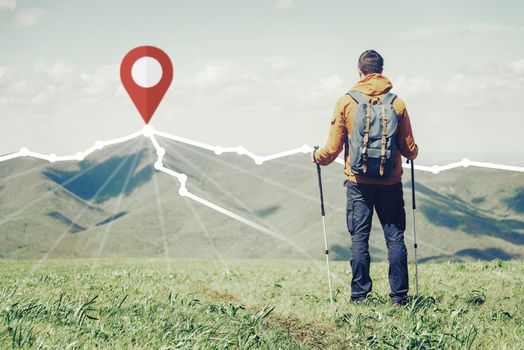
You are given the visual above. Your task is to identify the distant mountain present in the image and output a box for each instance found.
[0,136,523,262]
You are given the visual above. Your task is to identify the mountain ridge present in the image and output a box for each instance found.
[0,132,523,262]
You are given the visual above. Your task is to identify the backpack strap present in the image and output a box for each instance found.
[379,104,388,176]
[377,93,395,175]
[361,103,372,173]
[382,92,397,106]
[347,91,373,173]
[346,91,369,105]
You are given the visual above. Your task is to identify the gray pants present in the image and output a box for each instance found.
[345,181,409,302]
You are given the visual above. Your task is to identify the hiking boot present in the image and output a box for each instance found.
[351,297,366,304]
[392,299,408,307]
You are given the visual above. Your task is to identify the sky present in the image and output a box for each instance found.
[0,0,523,165]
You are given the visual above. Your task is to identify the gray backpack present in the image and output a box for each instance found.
[346,91,399,178]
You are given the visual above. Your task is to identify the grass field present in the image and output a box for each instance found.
[1,259,523,349]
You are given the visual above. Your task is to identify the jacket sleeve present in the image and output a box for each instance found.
[396,103,418,160]
[314,97,347,165]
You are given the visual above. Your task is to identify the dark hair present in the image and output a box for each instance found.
[358,50,384,75]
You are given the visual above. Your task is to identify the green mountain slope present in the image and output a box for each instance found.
[0,137,522,261]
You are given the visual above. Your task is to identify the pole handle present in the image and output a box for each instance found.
[314,146,325,216]
[409,159,416,210]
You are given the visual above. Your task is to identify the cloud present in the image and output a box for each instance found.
[311,75,345,98]
[0,66,15,99]
[510,59,524,75]
[9,7,46,28]
[0,61,122,110]
[403,23,524,39]
[0,65,28,98]
[0,60,135,158]
[275,0,296,11]
[0,0,16,12]
[265,56,295,71]
[441,60,524,111]
[443,73,488,94]
[177,58,347,113]
[187,61,258,92]
[80,65,120,97]
[443,61,523,94]
[394,75,432,99]
[0,65,9,81]
[34,61,75,77]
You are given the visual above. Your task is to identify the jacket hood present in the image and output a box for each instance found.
[351,73,393,96]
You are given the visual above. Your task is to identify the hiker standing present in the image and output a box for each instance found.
[313,50,418,305]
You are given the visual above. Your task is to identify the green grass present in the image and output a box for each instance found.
[1,259,523,349]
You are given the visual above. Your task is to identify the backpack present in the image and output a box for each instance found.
[346,91,399,178]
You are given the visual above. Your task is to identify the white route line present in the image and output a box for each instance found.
[1,125,523,256]
[1,125,523,174]
[333,158,524,174]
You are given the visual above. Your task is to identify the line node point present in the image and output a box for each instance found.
[142,124,155,137]
[157,147,166,157]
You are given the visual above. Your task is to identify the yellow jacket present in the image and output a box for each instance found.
[314,73,418,185]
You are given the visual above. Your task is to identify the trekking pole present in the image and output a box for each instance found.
[314,146,334,305]
[409,159,419,296]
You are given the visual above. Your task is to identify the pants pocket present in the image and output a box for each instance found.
[346,201,354,234]
[399,198,406,231]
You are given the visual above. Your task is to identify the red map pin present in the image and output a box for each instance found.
[120,46,173,124]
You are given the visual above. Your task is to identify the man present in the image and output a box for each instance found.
[313,50,418,305]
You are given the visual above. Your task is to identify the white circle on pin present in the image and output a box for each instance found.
[131,57,163,88]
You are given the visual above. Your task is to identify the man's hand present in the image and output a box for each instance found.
[312,146,319,164]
